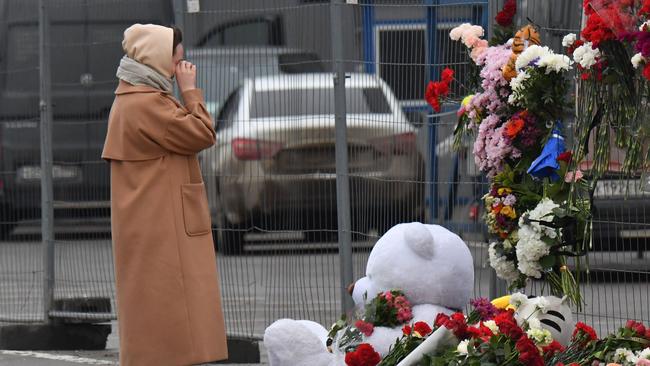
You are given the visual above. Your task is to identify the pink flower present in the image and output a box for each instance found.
[565,170,584,183]
[383,291,393,303]
[394,295,409,308]
[397,308,413,323]
[637,360,650,366]
[463,35,479,48]
[355,320,375,337]
[471,43,489,62]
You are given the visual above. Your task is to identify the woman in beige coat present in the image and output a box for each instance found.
[102,24,227,365]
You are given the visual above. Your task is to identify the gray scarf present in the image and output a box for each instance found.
[116,56,173,93]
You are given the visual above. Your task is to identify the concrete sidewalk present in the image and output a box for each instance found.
[0,321,268,366]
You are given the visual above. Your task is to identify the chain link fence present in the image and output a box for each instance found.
[0,0,647,345]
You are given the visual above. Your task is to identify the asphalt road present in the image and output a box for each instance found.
[1,232,649,365]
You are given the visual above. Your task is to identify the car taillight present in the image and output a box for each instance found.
[469,204,480,221]
[232,138,284,160]
[370,132,416,155]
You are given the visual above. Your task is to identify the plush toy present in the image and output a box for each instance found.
[512,294,575,346]
[264,222,475,365]
[492,293,575,346]
[502,24,541,81]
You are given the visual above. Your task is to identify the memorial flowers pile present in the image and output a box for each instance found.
[378,295,650,366]
[431,3,592,306]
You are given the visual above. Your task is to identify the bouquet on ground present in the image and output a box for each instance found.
[328,290,414,355]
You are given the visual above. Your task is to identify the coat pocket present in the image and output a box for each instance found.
[180,182,211,236]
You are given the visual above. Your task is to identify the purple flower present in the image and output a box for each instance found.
[625,31,650,58]
[503,194,516,206]
[470,297,499,321]
[527,57,540,67]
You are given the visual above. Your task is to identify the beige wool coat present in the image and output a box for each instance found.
[103,80,228,366]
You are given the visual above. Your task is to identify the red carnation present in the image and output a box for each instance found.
[413,321,433,337]
[572,321,598,342]
[441,68,454,83]
[355,320,375,337]
[557,151,572,163]
[626,320,647,336]
[495,0,517,27]
[425,68,454,112]
[345,343,381,366]
[542,340,565,356]
[434,313,450,328]
[516,336,544,366]
[444,312,469,339]
[402,324,412,336]
[495,310,524,341]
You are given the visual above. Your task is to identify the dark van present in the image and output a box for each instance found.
[0,0,174,238]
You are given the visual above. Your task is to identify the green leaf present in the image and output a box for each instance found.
[539,255,556,269]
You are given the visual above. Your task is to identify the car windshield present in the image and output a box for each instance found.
[251,87,392,118]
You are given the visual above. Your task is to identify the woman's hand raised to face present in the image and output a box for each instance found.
[175,60,197,93]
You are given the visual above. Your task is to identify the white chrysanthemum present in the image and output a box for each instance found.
[510,70,530,92]
[632,53,645,69]
[573,42,600,69]
[516,45,551,71]
[527,328,553,346]
[488,242,521,282]
[483,320,499,335]
[637,348,650,360]
[613,348,638,364]
[509,292,528,309]
[457,340,469,355]
[538,54,573,73]
[562,33,577,48]
[508,93,519,106]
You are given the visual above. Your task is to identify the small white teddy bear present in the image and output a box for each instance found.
[264,222,475,365]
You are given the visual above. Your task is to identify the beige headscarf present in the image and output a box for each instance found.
[116,24,174,92]
[122,24,173,78]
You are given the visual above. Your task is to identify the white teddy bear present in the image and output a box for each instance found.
[264,222,475,366]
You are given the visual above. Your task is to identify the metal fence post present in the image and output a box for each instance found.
[38,0,55,325]
[425,0,439,224]
[330,0,355,314]
[172,0,184,32]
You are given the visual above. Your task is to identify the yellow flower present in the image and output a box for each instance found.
[500,206,517,219]
[497,187,512,196]
[461,94,474,107]
[491,295,515,310]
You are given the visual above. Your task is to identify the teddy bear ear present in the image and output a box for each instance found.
[403,222,435,259]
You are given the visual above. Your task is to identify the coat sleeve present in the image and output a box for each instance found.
[158,89,216,155]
